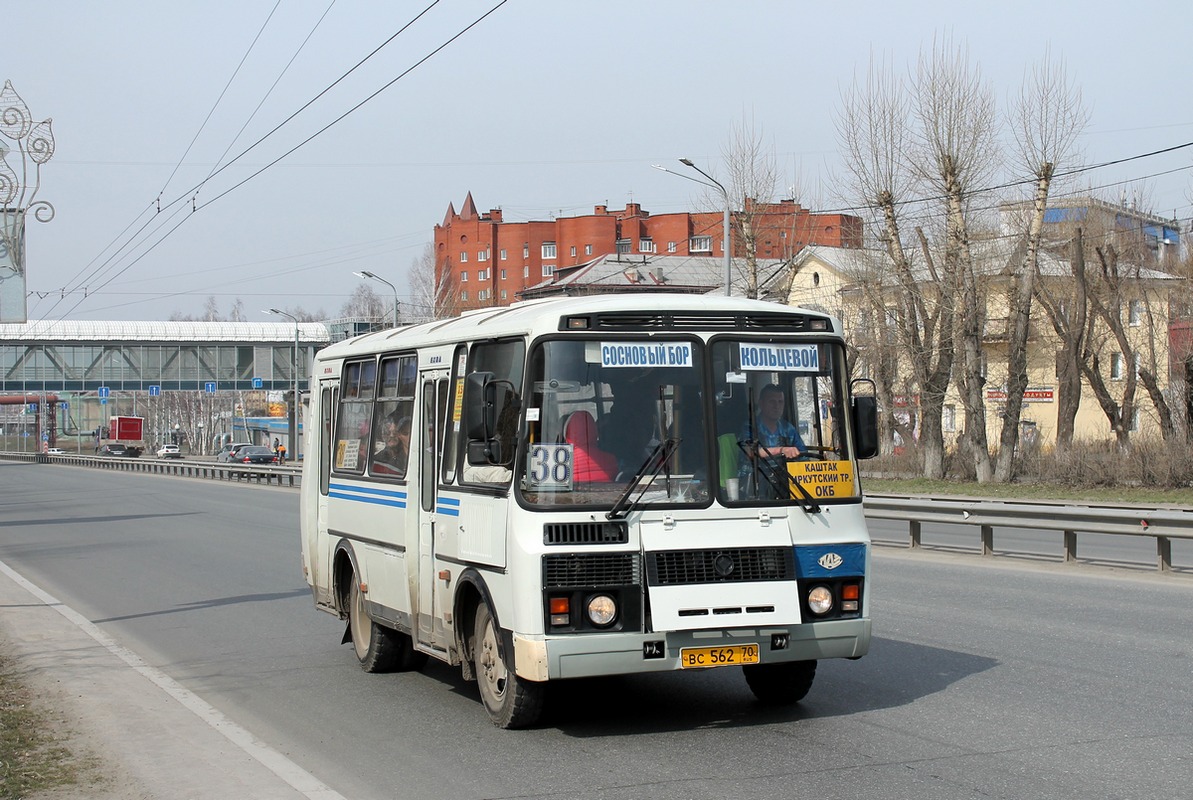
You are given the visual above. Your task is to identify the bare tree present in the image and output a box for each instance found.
[910,36,1001,483]
[1082,244,1180,445]
[228,298,246,322]
[410,242,456,320]
[994,51,1087,481]
[202,295,221,322]
[720,114,783,298]
[836,53,956,478]
[339,283,386,320]
[1034,230,1090,450]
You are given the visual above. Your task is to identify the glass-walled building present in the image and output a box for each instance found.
[0,320,330,454]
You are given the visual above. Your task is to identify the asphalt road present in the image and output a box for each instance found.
[2,460,1191,799]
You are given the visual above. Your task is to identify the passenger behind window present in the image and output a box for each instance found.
[371,416,410,476]
[564,410,617,482]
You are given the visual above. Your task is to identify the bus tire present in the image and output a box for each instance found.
[743,659,817,705]
[474,603,544,729]
[349,577,422,673]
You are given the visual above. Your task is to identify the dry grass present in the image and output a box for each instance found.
[864,438,1193,506]
[0,652,97,800]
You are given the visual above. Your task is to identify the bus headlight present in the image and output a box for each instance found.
[807,585,833,615]
[586,594,617,626]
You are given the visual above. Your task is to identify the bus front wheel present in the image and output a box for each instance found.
[743,659,817,705]
[473,603,544,728]
[348,577,425,672]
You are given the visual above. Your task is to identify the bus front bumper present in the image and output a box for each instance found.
[512,617,871,682]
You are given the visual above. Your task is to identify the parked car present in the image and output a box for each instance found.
[237,445,278,465]
[156,444,182,458]
[98,443,129,457]
[216,442,253,462]
[46,447,66,455]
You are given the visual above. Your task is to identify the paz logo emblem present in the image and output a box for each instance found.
[818,552,844,570]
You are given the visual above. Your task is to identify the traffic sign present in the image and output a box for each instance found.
[27,403,37,412]
[149,385,161,397]
[205,381,217,394]
[98,386,110,398]
[59,401,69,410]
[252,377,263,389]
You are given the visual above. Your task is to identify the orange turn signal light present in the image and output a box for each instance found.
[549,597,570,615]
[841,584,860,601]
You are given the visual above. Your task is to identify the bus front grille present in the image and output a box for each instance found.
[543,553,641,588]
[544,521,629,545]
[647,548,795,585]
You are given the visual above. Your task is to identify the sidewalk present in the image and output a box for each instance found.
[0,560,342,800]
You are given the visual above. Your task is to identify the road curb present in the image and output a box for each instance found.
[0,559,342,800]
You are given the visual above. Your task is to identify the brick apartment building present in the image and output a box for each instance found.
[433,193,862,312]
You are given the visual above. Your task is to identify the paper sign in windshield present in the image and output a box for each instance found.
[739,343,819,372]
[599,342,693,368]
[787,460,856,498]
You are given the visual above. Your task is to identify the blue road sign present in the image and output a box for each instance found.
[100,398,107,405]
[27,403,37,412]
[98,386,110,398]
[149,385,161,397]
[205,381,217,394]
[59,402,69,410]
[252,377,263,389]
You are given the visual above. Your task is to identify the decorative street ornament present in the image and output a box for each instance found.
[0,80,56,323]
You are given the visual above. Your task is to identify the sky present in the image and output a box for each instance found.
[4,0,1193,322]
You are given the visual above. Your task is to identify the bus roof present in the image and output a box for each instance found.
[315,293,840,361]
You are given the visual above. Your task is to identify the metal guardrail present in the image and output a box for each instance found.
[4,451,302,488]
[865,494,1193,572]
[8,452,1189,572]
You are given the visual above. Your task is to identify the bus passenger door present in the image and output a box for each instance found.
[415,375,449,653]
[305,383,335,605]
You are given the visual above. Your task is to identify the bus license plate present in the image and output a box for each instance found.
[679,644,760,669]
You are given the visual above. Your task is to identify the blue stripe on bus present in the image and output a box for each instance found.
[330,483,407,499]
[329,491,407,509]
[436,496,460,516]
[328,483,408,509]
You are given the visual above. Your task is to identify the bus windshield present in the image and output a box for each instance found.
[709,338,858,504]
[519,338,709,508]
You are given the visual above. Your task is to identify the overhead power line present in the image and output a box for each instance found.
[39,0,507,324]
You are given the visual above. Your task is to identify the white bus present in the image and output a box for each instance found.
[300,294,879,728]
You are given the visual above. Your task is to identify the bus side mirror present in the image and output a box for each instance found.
[851,394,879,460]
[464,371,497,441]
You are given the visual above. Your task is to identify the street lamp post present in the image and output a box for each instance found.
[265,308,300,461]
[654,160,732,296]
[679,159,732,297]
[354,270,400,328]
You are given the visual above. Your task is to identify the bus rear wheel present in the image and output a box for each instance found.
[743,660,817,705]
[348,577,425,673]
[473,603,544,728]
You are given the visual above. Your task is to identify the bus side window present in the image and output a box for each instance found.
[332,360,375,474]
[368,355,416,479]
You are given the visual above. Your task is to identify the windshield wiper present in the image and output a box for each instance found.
[606,437,681,520]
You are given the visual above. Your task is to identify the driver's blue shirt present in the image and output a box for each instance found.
[738,418,807,482]
[740,418,806,451]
